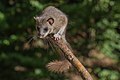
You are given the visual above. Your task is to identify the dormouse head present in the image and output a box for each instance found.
[34,16,54,38]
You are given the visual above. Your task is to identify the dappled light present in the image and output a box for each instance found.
[0,0,120,80]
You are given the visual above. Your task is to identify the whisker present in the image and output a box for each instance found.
[46,39,49,49]
[43,38,49,47]
[49,38,65,59]
[27,37,34,44]
[47,38,57,53]
[44,38,50,53]
[26,35,38,44]
[25,35,35,40]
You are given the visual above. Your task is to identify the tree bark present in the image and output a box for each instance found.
[48,35,93,80]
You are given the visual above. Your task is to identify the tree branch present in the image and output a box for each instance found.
[48,35,93,80]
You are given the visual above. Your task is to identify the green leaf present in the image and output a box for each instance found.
[30,0,44,10]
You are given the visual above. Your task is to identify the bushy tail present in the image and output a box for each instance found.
[46,60,71,73]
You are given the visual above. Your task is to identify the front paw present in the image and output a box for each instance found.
[53,34,61,40]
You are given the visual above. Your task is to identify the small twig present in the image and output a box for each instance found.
[48,35,93,80]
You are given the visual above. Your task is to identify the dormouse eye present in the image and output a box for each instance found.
[47,18,54,25]
[36,27,40,31]
[44,27,48,32]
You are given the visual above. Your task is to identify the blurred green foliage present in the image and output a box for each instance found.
[0,0,120,80]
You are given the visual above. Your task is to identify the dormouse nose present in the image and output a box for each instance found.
[38,32,41,36]
[38,32,44,36]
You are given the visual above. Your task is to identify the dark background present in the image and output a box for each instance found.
[0,0,120,80]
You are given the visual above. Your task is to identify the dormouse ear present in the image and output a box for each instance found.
[47,18,54,25]
[34,16,41,21]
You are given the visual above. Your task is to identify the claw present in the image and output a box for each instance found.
[53,34,61,40]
